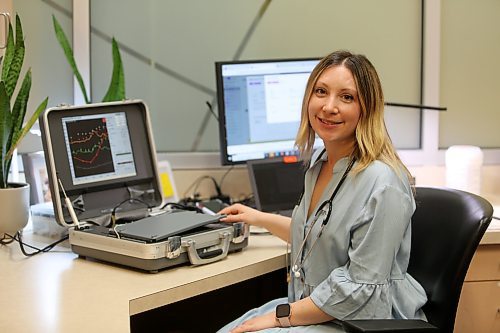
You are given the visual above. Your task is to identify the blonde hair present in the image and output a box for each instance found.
[295,50,412,181]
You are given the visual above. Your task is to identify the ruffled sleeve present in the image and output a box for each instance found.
[309,185,426,319]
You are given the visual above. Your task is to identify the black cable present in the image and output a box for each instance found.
[205,101,219,121]
[110,197,153,226]
[183,175,222,200]
[219,166,234,193]
[194,176,222,197]
[112,197,152,214]
[0,234,16,245]
[159,201,203,213]
[182,175,207,198]
[4,232,70,257]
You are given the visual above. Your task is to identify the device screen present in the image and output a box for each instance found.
[62,112,137,186]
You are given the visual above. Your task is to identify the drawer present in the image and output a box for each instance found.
[455,281,500,333]
[465,244,500,281]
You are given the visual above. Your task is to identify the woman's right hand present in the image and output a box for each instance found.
[218,203,265,227]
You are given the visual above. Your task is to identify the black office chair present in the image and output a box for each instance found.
[342,187,493,333]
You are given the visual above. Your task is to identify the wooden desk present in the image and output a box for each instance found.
[0,232,287,333]
[2,213,499,333]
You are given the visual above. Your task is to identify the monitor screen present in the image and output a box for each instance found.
[215,58,321,165]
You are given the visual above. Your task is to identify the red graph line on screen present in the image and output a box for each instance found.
[70,128,110,165]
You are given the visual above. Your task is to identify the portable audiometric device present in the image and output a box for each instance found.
[40,100,249,272]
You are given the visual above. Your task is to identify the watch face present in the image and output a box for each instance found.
[276,303,291,317]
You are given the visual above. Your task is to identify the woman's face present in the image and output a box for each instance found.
[308,65,361,149]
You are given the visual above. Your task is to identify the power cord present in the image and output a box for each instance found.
[110,197,153,227]
[182,175,226,203]
[218,166,234,198]
[2,232,69,257]
[0,233,16,245]
[194,176,223,198]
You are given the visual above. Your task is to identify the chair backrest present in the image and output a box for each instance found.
[408,187,493,333]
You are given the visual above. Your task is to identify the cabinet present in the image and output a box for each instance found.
[454,244,500,333]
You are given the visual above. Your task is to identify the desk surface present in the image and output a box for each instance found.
[0,232,287,333]
[2,207,499,333]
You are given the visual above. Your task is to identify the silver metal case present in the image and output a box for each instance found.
[69,221,249,273]
[39,100,249,272]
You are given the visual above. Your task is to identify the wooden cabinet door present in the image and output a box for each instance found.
[455,281,500,333]
[465,245,500,282]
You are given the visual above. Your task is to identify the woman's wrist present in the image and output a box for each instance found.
[275,303,293,327]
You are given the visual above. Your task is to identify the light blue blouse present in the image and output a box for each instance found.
[289,150,427,320]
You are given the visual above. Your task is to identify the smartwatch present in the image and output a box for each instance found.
[275,303,292,327]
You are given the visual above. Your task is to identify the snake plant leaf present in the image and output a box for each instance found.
[0,82,12,188]
[7,69,31,154]
[52,14,90,104]
[6,97,48,161]
[0,14,48,188]
[4,16,25,100]
[102,38,125,102]
[1,23,13,82]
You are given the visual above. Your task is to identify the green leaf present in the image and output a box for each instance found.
[6,97,48,160]
[102,38,125,102]
[4,15,25,100]
[8,69,31,152]
[52,15,90,104]
[1,21,14,88]
[0,82,12,188]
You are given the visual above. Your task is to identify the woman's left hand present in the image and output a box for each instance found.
[230,311,277,332]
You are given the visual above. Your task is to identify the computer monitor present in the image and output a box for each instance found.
[40,101,163,226]
[215,58,321,165]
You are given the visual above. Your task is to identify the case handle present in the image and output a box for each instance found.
[231,222,248,243]
[182,231,231,265]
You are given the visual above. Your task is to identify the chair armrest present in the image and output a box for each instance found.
[341,319,439,332]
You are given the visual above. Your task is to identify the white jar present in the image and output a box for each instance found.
[445,145,483,195]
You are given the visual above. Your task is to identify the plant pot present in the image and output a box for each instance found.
[0,182,30,235]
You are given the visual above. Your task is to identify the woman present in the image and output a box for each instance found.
[217,50,427,333]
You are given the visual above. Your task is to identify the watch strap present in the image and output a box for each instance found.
[277,316,291,328]
[276,303,292,328]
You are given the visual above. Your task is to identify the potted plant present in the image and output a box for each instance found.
[0,14,48,236]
